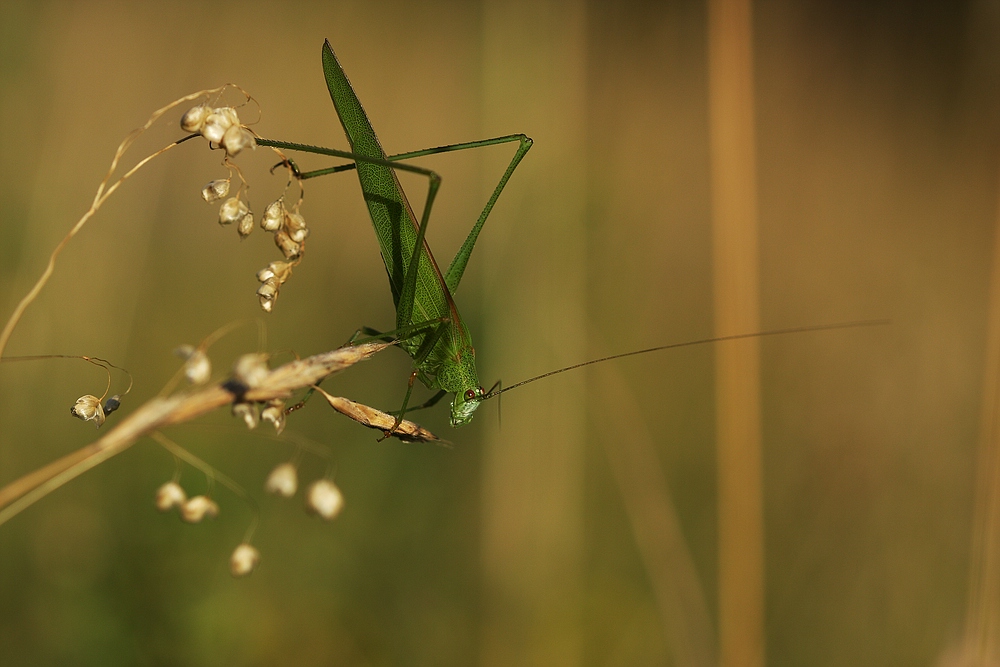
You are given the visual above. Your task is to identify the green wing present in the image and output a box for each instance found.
[320,40,455,333]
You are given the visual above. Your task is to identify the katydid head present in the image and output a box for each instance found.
[450,386,486,427]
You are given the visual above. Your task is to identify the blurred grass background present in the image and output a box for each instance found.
[0,0,997,665]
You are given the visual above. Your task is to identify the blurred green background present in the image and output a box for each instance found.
[0,1,996,665]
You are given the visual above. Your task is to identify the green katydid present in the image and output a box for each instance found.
[258,40,530,428]
[256,40,882,433]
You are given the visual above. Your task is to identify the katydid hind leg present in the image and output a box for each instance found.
[256,134,534,297]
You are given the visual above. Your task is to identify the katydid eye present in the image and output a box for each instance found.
[464,389,477,401]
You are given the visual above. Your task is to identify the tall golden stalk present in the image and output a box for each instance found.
[708,0,764,665]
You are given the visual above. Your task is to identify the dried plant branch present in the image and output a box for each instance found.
[0,341,428,526]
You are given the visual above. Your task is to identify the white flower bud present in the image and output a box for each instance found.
[70,394,106,428]
[229,543,261,577]
[305,479,344,520]
[201,179,230,203]
[155,481,187,512]
[260,398,286,435]
[261,200,284,232]
[221,124,255,157]
[183,349,211,385]
[218,197,249,225]
[180,104,211,133]
[232,402,259,430]
[264,462,298,497]
[237,211,254,239]
[180,495,219,523]
[232,353,270,389]
[273,230,301,259]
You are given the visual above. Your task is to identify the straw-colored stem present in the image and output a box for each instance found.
[709,0,764,665]
[0,342,390,526]
[962,154,1000,664]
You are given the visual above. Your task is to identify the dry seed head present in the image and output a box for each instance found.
[219,197,249,226]
[256,278,278,299]
[180,104,211,133]
[201,179,230,203]
[273,230,301,260]
[232,401,259,430]
[264,462,298,497]
[184,350,211,385]
[232,353,270,388]
[305,479,344,520]
[174,344,196,358]
[260,398,286,435]
[257,284,276,312]
[181,495,219,523]
[237,211,254,239]
[229,543,261,577]
[261,200,284,232]
[155,481,187,512]
[216,106,240,126]
[221,124,255,157]
[70,395,106,428]
[285,212,309,243]
[201,109,235,143]
[257,260,292,285]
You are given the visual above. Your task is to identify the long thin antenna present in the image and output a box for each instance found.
[480,319,888,401]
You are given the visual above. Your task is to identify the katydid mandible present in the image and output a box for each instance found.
[259,40,532,427]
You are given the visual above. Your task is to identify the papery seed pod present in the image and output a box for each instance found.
[284,212,309,243]
[237,211,254,239]
[183,349,211,385]
[232,402,259,430]
[180,104,211,133]
[201,179,230,203]
[215,106,240,126]
[256,266,275,283]
[181,495,219,523]
[264,462,298,497]
[221,125,255,157]
[273,230,301,260]
[260,398,286,435]
[70,395,106,428]
[174,344,196,359]
[270,260,293,283]
[229,543,261,577]
[260,200,284,232]
[256,279,277,300]
[201,111,233,143]
[232,353,270,389]
[257,289,276,313]
[155,481,187,512]
[218,197,249,226]
[305,479,344,520]
[285,211,306,232]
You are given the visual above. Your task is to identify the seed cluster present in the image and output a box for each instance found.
[182,102,309,313]
[264,462,345,521]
